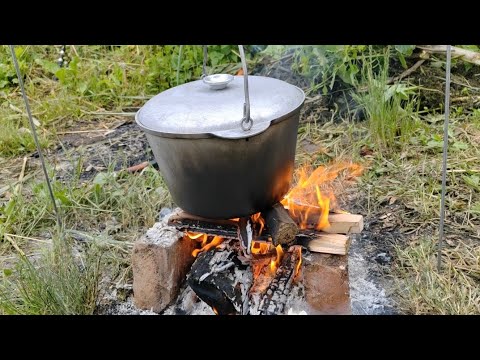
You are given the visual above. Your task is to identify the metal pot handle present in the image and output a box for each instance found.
[202,45,253,131]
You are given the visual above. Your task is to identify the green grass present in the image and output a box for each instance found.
[395,238,480,314]
[1,162,173,244]
[0,45,242,157]
[0,236,102,315]
[2,45,480,315]
[0,161,173,314]
[353,48,421,151]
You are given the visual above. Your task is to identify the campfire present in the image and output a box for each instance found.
[163,161,364,315]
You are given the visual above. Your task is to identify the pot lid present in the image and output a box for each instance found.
[136,75,305,139]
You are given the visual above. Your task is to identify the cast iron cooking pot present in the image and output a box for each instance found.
[136,46,305,219]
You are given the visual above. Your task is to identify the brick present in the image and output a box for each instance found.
[303,253,351,314]
[132,223,196,313]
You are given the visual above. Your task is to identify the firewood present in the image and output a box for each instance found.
[263,203,298,246]
[324,213,363,234]
[286,203,363,234]
[187,246,252,315]
[249,246,302,315]
[297,233,350,255]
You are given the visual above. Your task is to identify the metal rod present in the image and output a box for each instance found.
[202,45,208,78]
[9,45,62,228]
[176,45,184,86]
[437,44,452,271]
[238,45,252,130]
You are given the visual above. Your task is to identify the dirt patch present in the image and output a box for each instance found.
[52,121,153,182]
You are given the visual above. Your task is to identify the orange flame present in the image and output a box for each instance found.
[212,307,219,315]
[270,245,284,273]
[294,247,302,280]
[185,232,225,257]
[251,241,271,255]
[281,161,363,230]
[251,212,265,236]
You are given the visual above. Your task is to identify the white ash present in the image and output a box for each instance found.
[284,282,311,315]
[102,296,158,315]
[163,286,215,315]
[139,210,183,247]
[348,251,392,315]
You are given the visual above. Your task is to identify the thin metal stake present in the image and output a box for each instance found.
[9,45,62,228]
[437,44,452,271]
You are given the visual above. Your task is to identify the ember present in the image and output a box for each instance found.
[270,245,284,273]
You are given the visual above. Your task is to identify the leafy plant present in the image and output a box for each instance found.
[352,47,420,151]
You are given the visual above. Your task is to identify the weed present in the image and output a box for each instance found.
[352,47,421,151]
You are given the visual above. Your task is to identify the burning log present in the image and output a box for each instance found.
[168,211,270,241]
[263,203,298,246]
[187,245,252,315]
[297,232,351,255]
[250,246,302,315]
[287,205,363,234]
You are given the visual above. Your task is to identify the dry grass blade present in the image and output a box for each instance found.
[395,238,480,314]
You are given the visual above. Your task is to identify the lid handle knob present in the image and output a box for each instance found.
[201,45,253,132]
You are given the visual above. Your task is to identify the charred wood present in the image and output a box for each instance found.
[263,203,298,246]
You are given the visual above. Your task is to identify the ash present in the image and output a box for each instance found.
[101,297,158,315]
[348,234,396,315]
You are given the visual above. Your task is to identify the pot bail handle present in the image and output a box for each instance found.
[238,45,252,131]
[201,45,253,132]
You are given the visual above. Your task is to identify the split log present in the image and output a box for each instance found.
[323,213,363,234]
[249,246,302,315]
[263,203,298,246]
[187,247,252,315]
[297,232,350,255]
[288,207,363,234]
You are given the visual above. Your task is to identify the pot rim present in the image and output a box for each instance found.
[135,99,305,140]
[136,76,305,140]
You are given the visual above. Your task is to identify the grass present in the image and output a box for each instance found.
[396,237,480,314]
[0,45,242,157]
[2,45,480,314]
[1,161,173,247]
[0,235,102,315]
[0,160,173,314]
[352,48,422,151]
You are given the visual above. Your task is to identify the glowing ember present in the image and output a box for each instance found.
[251,241,271,255]
[185,232,225,257]
[270,245,284,273]
[281,161,362,230]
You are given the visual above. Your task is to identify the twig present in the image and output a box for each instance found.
[451,96,480,103]
[4,235,26,257]
[418,45,480,66]
[447,169,480,173]
[56,129,114,135]
[14,156,28,196]
[4,233,52,244]
[387,57,428,85]
[82,111,136,116]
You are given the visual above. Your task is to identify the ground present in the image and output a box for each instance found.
[1,45,480,315]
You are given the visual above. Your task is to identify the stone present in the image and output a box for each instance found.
[303,252,351,315]
[132,222,196,313]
